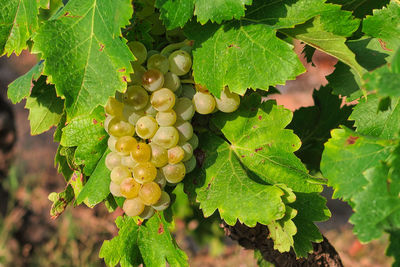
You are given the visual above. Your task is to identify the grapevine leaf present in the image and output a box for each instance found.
[185,133,287,227]
[289,87,353,171]
[350,160,400,242]
[363,1,400,53]
[327,37,390,98]
[99,216,142,267]
[302,45,316,66]
[156,0,252,29]
[281,17,365,80]
[185,21,305,97]
[212,94,323,193]
[55,145,75,181]
[387,230,400,267]
[75,149,111,207]
[267,207,297,252]
[138,213,188,267]
[350,95,400,139]
[32,0,134,120]
[48,185,74,219]
[290,192,330,257]
[25,76,64,135]
[100,214,188,267]
[7,62,44,104]
[320,127,395,201]
[0,0,40,56]
[327,0,390,18]
[60,106,107,175]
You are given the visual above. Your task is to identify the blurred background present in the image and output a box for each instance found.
[0,43,393,267]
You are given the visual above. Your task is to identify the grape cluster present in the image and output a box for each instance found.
[104,40,240,220]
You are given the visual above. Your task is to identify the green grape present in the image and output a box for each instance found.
[139,182,162,205]
[133,162,157,183]
[175,120,193,142]
[105,97,124,118]
[151,126,179,149]
[131,142,151,162]
[123,197,145,217]
[150,143,168,167]
[121,155,138,169]
[115,136,137,154]
[162,162,186,184]
[144,101,157,116]
[156,110,176,126]
[142,69,164,92]
[187,134,199,149]
[168,146,184,164]
[120,178,141,199]
[181,84,196,99]
[154,169,167,188]
[108,135,118,152]
[128,41,147,64]
[147,54,169,74]
[150,88,176,111]
[174,97,195,121]
[184,156,196,173]
[168,50,192,76]
[152,191,170,211]
[139,206,155,219]
[104,115,114,133]
[147,13,165,35]
[147,50,159,59]
[129,62,147,85]
[192,91,216,114]
[181,142,193,162]
[123,85,149,110]
[108,119,135,137]
[136,115,158,139]
[111,165,132,184]
[174,85,183,97]
[105,152,121,170]
[163,72,181,92]
[124,107,145,125]
[110,181,123,197]
[215,87,240,113]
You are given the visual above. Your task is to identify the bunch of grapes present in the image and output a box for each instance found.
[104,40,240,220]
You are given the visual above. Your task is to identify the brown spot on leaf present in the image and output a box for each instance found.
[207,177,215,190]
[158,223,164,234]
[378,39,393,52]
[258,115,262,120]
[137,219,143,226]
[241,155,245,158]
[255,147,263,152]
[99,43,105,51]
[346,136,359,145]
[98,135,105,141]
[228,44,240,49]
[93,119,98,124]
[122,76,128,82]
[118,68,126,73]
[63,12,81,18]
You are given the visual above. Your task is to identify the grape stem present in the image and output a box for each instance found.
[160,40,193,56]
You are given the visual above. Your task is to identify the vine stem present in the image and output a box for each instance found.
[223,221,344,267]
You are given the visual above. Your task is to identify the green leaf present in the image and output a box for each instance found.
[185,21,305,97]
[138,213,188,267]
[48,185,74,218]
[350,157,400,242]
[387,230,400,267]
[60,106,108,175]
[289,87,353,170]
[350,95,400,139]
[156,0,252,29]
[185,133,287,226]
[25,76,64,135]
[75,149,111,207]
[363,1,400,53]
[327,0,390,18]
[99,216,142,267]
[7,62,44,104]
[32,0,134,120]
[267,207,297,252]
[0,0,40,56]
[212,94,323,193]
[291,192,330,257]
[320,127,395,201]
[100,214,188,267]
[55,145,75,180]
